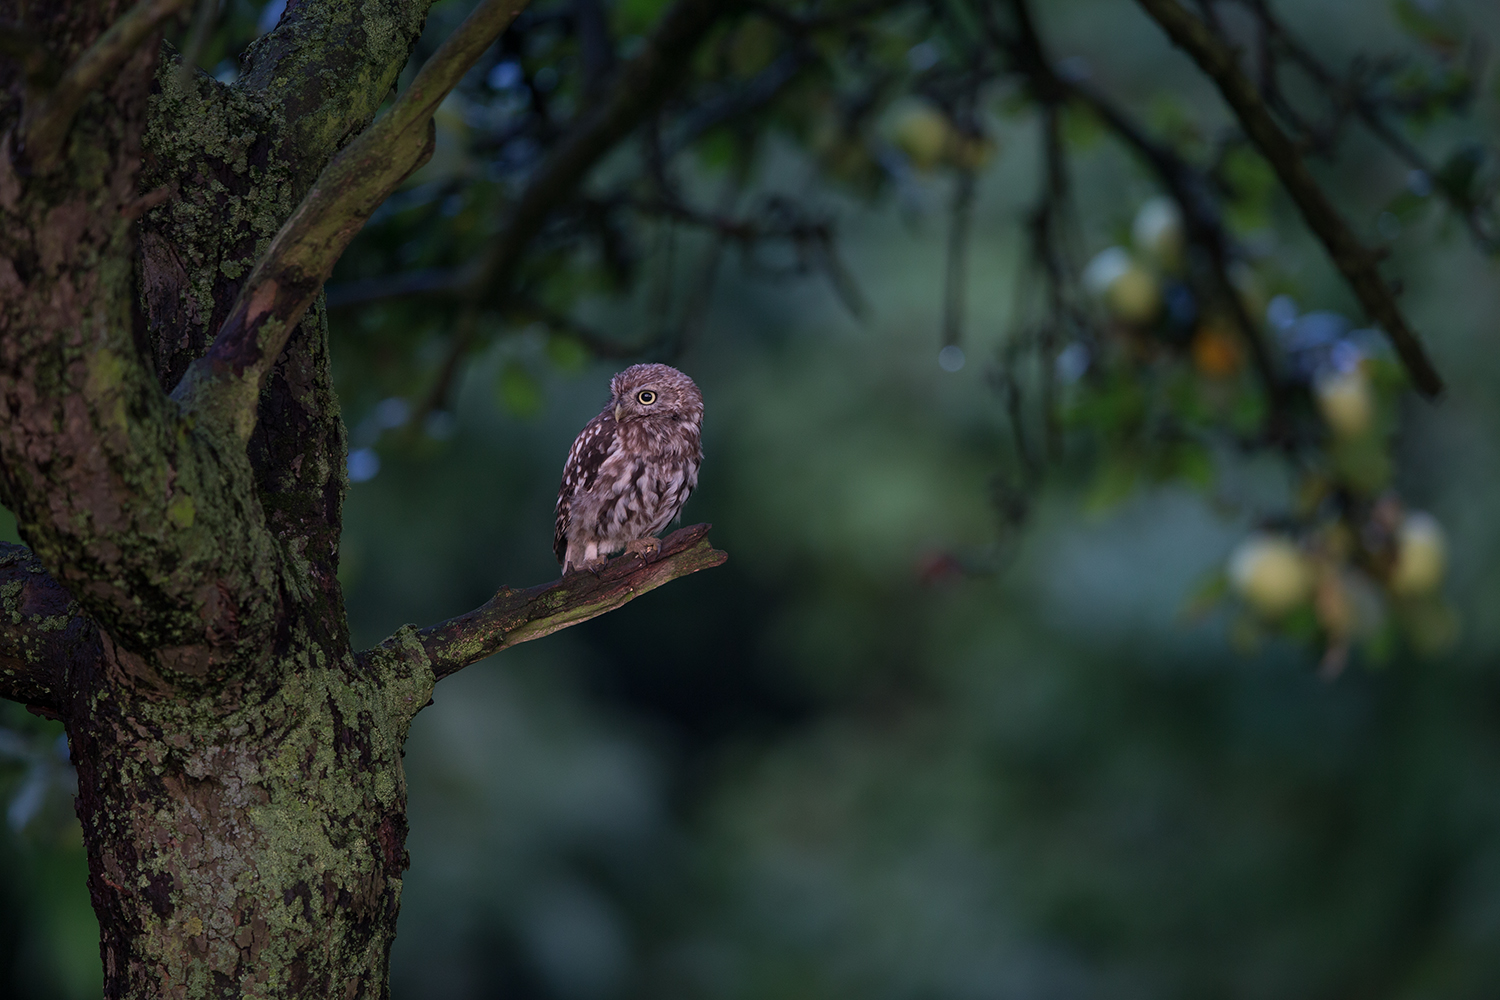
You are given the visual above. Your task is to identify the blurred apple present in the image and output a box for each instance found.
[889,102,951,172]
[1229,533,1313,618]
[1315,367,1374,438]
[1082,247,1162,325]
[1389,511,1447,597]
[1132,196,1185,272]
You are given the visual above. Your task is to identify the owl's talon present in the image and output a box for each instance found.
[624,537,661,563]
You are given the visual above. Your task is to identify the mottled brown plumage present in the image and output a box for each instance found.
[554,364,704,574]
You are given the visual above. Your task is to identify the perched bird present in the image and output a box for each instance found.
[554,363,703,574]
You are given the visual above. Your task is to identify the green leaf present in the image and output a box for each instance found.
[1181,570,1230,620]
[1084,453,1139,513]
[545,335,590,372]
[1391,0,1464,53]
[1220,147,1278,234]
[497,361,544,418]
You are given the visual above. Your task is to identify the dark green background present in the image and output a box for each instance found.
[5,0,1500,996]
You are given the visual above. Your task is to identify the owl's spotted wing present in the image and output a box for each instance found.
[554,410,618,564]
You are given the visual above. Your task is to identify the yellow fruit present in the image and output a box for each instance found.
[1107,265,1162,325]
[1229,533,1313,618]
[1389,511,1447,597]
[889,103,951,172]
[1082,247,1162,326]
[1315,368,1374,438]
[1191,319,1242,378]
[1132,196,1185,272]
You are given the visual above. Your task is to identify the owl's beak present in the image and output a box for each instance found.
[614,403,622,421]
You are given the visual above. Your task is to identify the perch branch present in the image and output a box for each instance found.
[0,545,101,716]
[1133,0,1444,397]
[169,0,532,442]
[20,0,193,174]
[397,523,727,681]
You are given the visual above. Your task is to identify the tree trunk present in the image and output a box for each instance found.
[75,629,433,998]
[0,2,725,995]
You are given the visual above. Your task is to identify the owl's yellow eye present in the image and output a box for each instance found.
[637,390,657,405]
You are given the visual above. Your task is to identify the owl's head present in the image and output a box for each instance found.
[610,364,703,424]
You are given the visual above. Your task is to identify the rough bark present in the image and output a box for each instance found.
[0,1,727,997]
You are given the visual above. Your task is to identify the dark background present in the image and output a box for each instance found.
[5,0,1500,996]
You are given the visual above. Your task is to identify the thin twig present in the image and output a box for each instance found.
[943,168,975,349]
[1133,0,1444,397]
[471,0,741,314]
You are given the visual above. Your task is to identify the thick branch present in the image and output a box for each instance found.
[1133,0,1444,397]
[20,0,192,174]
[380,523,727,682]
[169,0,531,443]
[0,2,288,658]
[0,544,100,714]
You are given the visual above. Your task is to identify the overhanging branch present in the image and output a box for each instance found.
[1133,0,1444,398]
[19,0,192,174]
[363,524,727,682]
[169,0,532,443]
[0,544,100,716]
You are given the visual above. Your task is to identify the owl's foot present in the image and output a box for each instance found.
[624,537,661,563]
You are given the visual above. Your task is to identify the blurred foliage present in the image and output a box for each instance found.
[7,0,1500,996]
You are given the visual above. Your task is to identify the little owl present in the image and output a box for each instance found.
[554,363,703,574]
